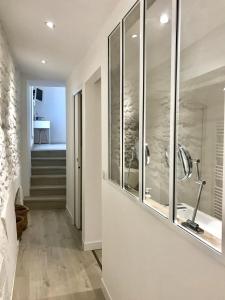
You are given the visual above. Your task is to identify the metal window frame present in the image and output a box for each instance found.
[169,0,179,223]
[139,0,145,202]
[122,0,142,197]
[119,22,124,187]
[108,24,121,185]
[142,0,173,220]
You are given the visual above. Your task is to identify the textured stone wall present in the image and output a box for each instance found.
[110,69,120,184]
[144,61,206,208]
[145,61,219,217]
[0,23,22,299]
[124,77,139,170]
[0,26,21,201]
[110,72,139,189]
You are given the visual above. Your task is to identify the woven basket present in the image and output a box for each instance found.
[16,216,24,240]
[15,205,29,230]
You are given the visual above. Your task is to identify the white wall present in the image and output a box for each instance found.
[20,81,32,197]
[102,182,225,300]
[67,67,102,249]
[67,0,225,299]
[82,73,102,249]
[34,86,66,144]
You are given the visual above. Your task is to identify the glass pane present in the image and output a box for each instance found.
[109,25,121,185]
[176,0,225,252]
[144,0,172,217]
[123,2,140,197]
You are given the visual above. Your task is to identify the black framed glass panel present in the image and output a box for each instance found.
[109,25,121,185]
[123,2,141,196]
[144,0,172,217]
[176,0,224,252]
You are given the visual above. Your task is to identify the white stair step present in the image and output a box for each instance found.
[30,185,66,196]
[25,195,66,201]
[32,157,66,160]
[32,166,66,169]
[25,195,66,209]
[31,175,66,178]
[32,166,66,175]
[31,175,66,186]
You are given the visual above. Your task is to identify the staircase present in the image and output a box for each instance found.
[25,150,66,209]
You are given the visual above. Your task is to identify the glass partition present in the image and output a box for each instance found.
[108,25,121,185]
[108,0,225,253]
[175,0,225,252]
[143,0,172,217]
[123,2,141,196]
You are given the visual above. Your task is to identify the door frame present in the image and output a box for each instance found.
[74,91,83,230]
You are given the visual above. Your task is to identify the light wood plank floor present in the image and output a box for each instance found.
[13,210,105,300]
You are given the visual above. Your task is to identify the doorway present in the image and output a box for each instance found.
[82,68,102,252]
[74,91,82,230]
[31,85,66,148]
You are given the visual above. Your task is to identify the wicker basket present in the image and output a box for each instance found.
[16,216,24,240]
[15,205,29,230]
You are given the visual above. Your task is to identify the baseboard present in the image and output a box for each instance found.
[101,278,112,300]
[65,207,73,224]
[10,240,20,300]
[10,266,16,300]
[82,240,102,251]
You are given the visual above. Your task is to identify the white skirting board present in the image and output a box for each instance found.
[82,240,102,251]
[65,207,73,224]
[101,278,112,300]
[9,245,19,300]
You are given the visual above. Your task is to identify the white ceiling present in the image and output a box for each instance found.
[0,0,120,82]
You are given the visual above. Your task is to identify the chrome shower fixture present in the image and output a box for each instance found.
[182,159,206,234]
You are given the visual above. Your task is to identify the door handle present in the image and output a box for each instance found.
[145,143,150,166]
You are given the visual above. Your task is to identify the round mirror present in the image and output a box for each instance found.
[177,144,193,181]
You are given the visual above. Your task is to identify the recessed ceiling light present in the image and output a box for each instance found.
[160,14,169,24]
[132,34,138,39]
[45,21,55,29]
[41,60,46,64]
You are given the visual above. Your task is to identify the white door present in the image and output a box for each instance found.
[74,92,82,229]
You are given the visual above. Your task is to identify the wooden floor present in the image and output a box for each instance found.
[13,210,105,300]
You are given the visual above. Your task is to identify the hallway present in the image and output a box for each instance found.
[1,1,225,299]
[12,210,104,300]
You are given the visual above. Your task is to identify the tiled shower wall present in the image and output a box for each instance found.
[111,63,221,218]
[0,23,22,299]
[110,69,120,182]
[111,71,139,183]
